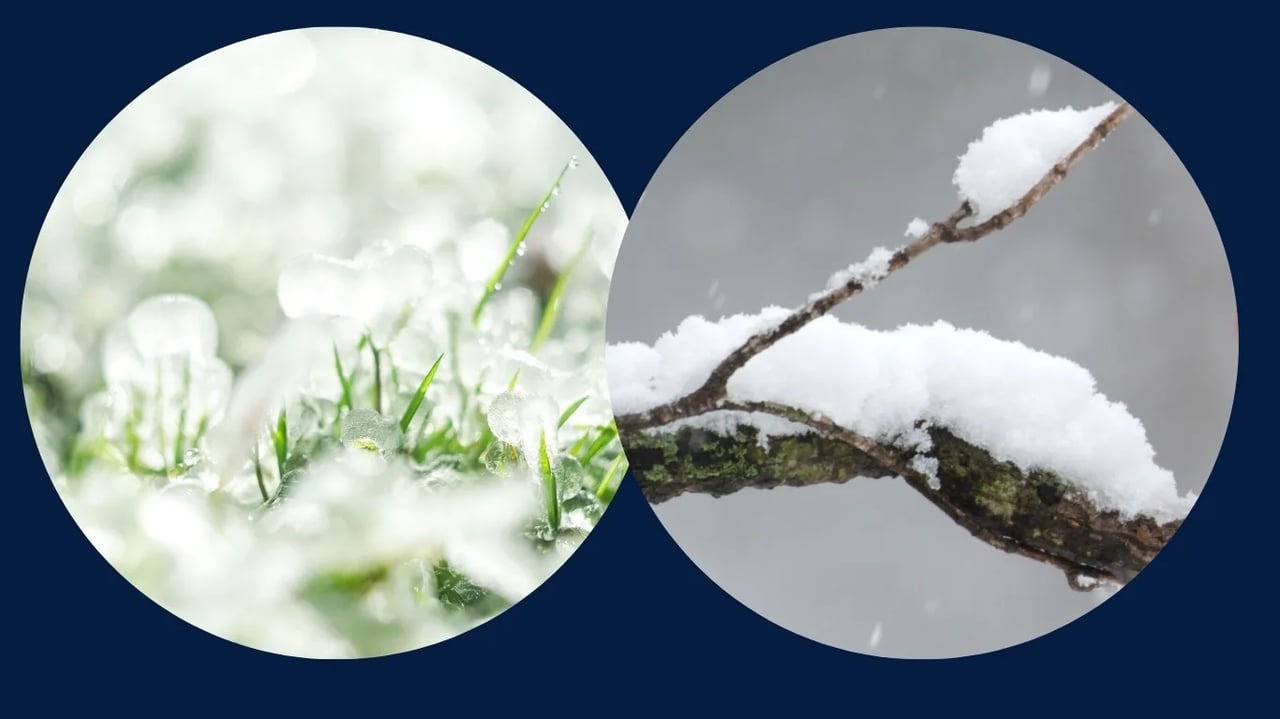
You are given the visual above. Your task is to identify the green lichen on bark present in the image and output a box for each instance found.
[625,421,1181,585]
[626,424,889,503]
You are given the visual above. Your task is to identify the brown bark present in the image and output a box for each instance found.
[625,418,1180,588]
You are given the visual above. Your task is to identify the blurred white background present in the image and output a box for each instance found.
[24,28,625,466]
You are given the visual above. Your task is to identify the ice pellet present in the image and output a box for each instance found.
[340,408,404,454]
[126,294,219,360]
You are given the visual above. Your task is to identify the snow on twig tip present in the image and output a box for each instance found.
[953,102,1120,222]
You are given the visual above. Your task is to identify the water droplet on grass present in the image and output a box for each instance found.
[485,392,524,447]
[555,455,586,499]
[481,440,516,477]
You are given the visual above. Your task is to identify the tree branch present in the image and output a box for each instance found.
[627,416,1178,588]
[616,103,1134,434]
[615,103,1162,588]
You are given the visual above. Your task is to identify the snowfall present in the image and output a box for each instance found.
[608,102,1196,524]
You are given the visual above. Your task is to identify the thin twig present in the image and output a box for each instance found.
[617,103,1133,433]
[951,103,1133,241]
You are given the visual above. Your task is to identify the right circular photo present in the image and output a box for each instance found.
[605,27,1235,658]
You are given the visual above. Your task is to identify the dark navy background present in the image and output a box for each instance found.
[7,5,1265,712]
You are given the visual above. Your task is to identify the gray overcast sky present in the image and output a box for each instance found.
[606,27,1236,658]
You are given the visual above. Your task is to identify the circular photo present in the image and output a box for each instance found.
[606,28,1234,658]
[22,28,627,658]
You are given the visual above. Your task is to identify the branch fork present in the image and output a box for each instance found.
[615,104,1174,588]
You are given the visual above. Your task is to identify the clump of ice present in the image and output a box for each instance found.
[126,295,218,361]
[904,218,929,239]
[104,294,222,386]
[487,390,560,463]
[278,255,377,324]
[64,449,547,658]
[204,317,336,479]
[953,102,1117,222]
[277,243,437,344]
[341,408,404,454]
[607,307,1193,522]
[92,294,234,470]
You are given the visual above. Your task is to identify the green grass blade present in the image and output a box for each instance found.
[386,347,402,395]
[192,415,210,446]
[400,353,444,434]
[596,453,626,500]
[273,408,288,481]
[367,336,383,414]
[538,430,560,531]
[557,396,589,428]
[253,448,268,503]
[413,418,455,462]
[531,232,591,352]
[469,425,496,466]
[471,159,575,327]
[333,344,354,412]
[173,356,192,466]
[154,363,168,471]
[124,396,142,473]
[579,425,617,465]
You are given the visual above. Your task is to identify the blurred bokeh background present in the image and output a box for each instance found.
[23,28,624,472]
[607,28,1236,658]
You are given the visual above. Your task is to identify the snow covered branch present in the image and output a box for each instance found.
[625,416,1179,588]
[608,102,1193,588]
[615,103,1132,434]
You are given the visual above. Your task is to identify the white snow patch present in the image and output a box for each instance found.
[606,307,1193,522]
[650,410,811,451]
[812,246,898,302]
[954,102,1117,222]
[904,218,929,239]
[912,455,941,489]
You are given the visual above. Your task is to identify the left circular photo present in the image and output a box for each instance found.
[21,28,628,658]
